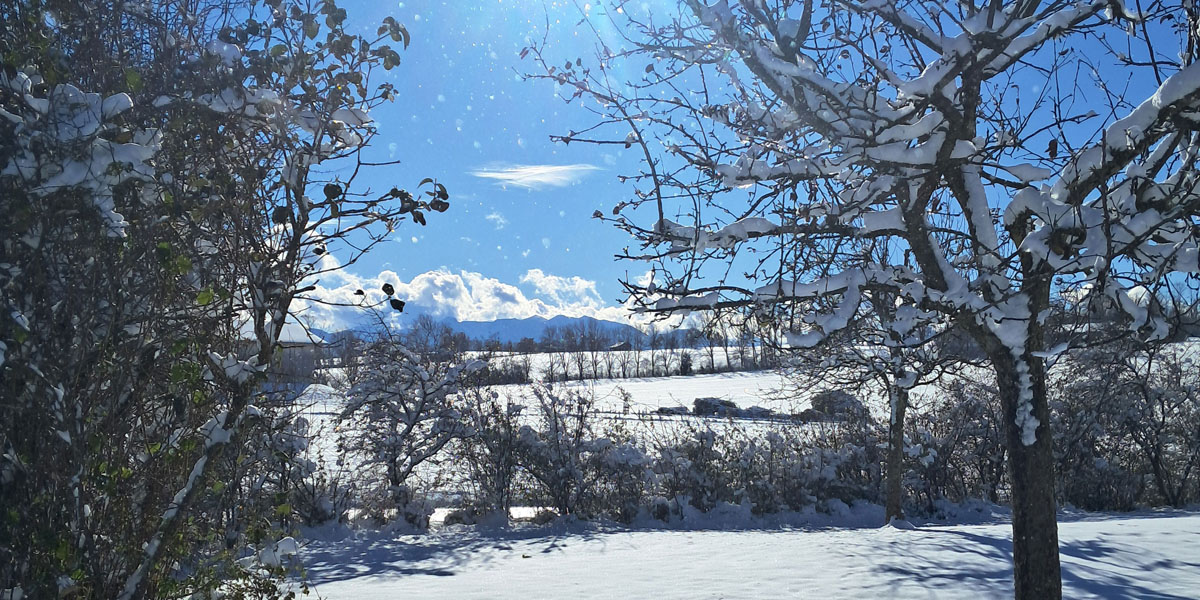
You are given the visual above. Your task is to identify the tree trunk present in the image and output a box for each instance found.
[885,384,909,523]
[994,352,1061,600]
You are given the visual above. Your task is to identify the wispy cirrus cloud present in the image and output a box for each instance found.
[470,163,601,190]
[485,211,509,229]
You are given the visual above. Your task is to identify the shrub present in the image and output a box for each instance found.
[906,377,1006,511]
[810,390,868,420]
[511,386,652,522]
[456,389,524,520]
[337,334,481,528]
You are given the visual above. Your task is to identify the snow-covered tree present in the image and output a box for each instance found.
[338,329,482,528]
[1057,340,1200,508]
[0,0,444,596]
[785,277,960,523]
[533,1,1200,597]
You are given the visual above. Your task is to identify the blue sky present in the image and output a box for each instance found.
[299,1,1172,333]
[305,0,661,327]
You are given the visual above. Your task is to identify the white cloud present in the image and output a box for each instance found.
[288,259,634,333]
[520,268,605,309]
[470,163,601,190]
[485,212,509,230]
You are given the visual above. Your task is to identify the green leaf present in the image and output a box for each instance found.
[124,68,143,93]
[169,362,192,383]
[196,288,215,306]
[275,503,293,517]
[171,255,192,275]
[304,20,320,40]
[270,44,287,57]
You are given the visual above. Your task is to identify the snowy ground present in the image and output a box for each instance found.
[296,508,1200,599]
[494,370,798,414]
[288,347,1200,599]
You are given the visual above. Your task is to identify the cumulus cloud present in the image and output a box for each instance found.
[469,163,601,190]
[520,268,605,308]
[287,258,633,333]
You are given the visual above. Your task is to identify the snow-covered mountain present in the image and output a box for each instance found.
[303,314,651,346]
[442,314,647,345]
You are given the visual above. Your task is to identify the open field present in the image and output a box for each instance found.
[493,370,798,414]
[297,508,1200,600]
[287,359,1200,599]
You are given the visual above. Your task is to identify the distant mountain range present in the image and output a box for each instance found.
[302,313,694,347]
[443,314,649,345]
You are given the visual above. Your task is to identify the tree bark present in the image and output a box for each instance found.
[994,351,1061,600]
[885,384,909,523]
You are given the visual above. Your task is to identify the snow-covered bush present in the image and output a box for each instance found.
[338,332,481,528]
[1118,345,1200,508]
[645,416,883,518]
[511,386,652,522]
[650,423,733,513]
[0,0,440,594]
[290,456,356,527]
[725,429,795,514]
[513,386,602,517]
[266,414,355,526]
[796,420,885,508]
[1051,347,1144,511]
[588,436,652,523]
[906,379,1007,512]
[1053,342,1200,509]
[455,388,525,520]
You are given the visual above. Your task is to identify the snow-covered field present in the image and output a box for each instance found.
[297,508,1200,599]
[284,352,1200,599]
[301,369,799,418]
[495,370,798,414]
